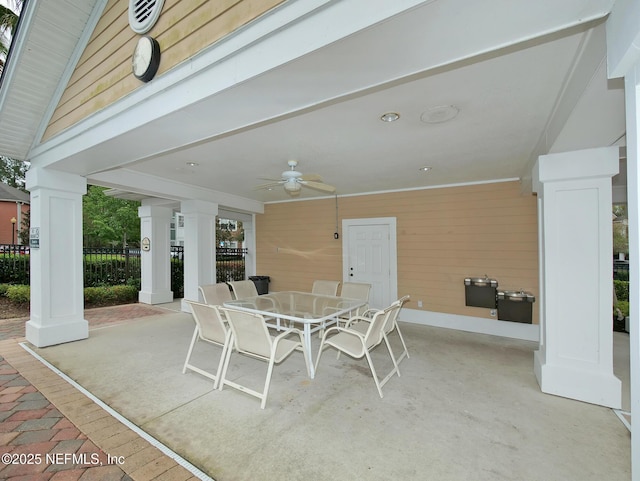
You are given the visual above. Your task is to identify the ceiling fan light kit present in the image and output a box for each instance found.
[284,179,302,192]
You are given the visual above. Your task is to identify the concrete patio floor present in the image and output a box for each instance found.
[8,303,631,481]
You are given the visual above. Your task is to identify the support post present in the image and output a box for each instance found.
[25,168,88,347]
[181,200,218,311]
[138,205,173,304]
[533,147,621,408]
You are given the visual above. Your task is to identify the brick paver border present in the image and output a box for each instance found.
[0,338,203,481]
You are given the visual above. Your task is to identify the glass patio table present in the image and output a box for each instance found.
[224,291,366,378]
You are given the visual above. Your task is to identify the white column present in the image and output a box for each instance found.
[138,205,173,304]
[181,200,217,311]
[243,214,256,278]
[624,66,640,481]
[607,3,640,477]
[25,168,88,347]
[533,147,621,408]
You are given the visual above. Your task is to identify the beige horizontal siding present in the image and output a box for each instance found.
[256,181,540,325]
[44,0,285,140]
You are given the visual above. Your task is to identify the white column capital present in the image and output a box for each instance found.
[26,167,87,195]
[138,205,174,219]
[533,146,618,193]
[180,199,218,216]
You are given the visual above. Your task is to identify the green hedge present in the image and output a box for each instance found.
[0,256,30,284]
[0,284,138,307]
[84,258,141,287]
[84,285,138,307]
[614,280,629,303]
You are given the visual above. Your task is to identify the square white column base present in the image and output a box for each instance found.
[25,319,89,348]
[138,290,174,305]
[534,350,621,409]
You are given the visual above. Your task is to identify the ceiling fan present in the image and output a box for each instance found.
[254,160,336,196]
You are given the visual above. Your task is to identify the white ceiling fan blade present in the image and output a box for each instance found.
[253,181,284,190]
[299,173,322,181]
[301,180,336,193]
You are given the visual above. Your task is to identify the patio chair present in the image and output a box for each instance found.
[349,295,411,374]
[228,280,260,299]
[311,280,340,296]
[335,282,371,325]
[218,307,310,409]
[228,279,278,318]
[315,306,397,398]
[183,301,233,389]
[199,283,233,305]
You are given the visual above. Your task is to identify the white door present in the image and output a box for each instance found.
[343,218,397,309]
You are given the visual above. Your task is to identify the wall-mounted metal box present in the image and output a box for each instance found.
[497,290,535,324]
[464,277,498,309]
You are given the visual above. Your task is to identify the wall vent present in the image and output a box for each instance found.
[129,0,164,34]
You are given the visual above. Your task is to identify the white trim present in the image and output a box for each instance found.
[264,177,522,204]
[401,308,540,343]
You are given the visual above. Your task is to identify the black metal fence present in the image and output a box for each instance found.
[0,245,247,297]
[614,260,629,281]
[216,247,248,282]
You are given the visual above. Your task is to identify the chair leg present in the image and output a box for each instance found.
[364,350,384,398]
[394,323,410,361]
[260,357,277,409]
[218,339,234,391]
[212,331,233,390]
[182,327,199,374]
[382,334,401,377]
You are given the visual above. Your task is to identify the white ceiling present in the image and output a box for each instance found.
[106,16,625,205]
[127,27,607,200]
[2,0,626,208]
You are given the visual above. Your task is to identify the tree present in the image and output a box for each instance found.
[83,186,140,247]
[613,204,628,256]
[0,0,22,71]
[18,208,28,244]
[0,156,28,190]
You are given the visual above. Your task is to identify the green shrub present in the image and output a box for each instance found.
[83,286,115,307]
[84,258,140,287]
[614,280,629,303]
[111,285,138,303]
[617,301,630,318]
[0,256,30,284]
[6,285,30,304]
[0,284,10,297]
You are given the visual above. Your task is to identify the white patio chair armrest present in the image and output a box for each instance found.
[344,315,373,328]
[324,325,366,342]
[273,327,303,342]
[360,308,378,319]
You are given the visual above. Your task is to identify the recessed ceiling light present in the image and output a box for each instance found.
[186,162,199,167]
[419,166,432,172]
[380,112,400,122]
[420,105,459,124]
